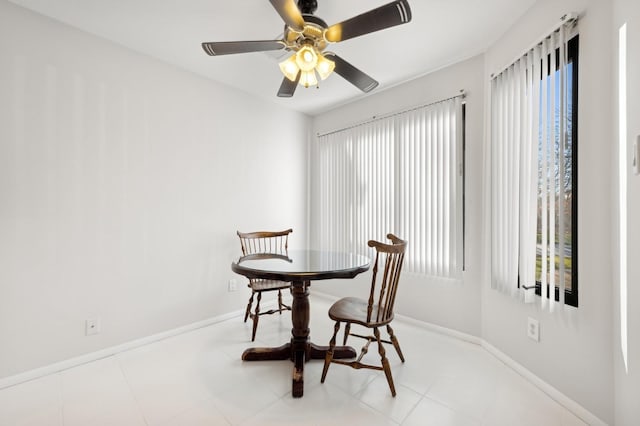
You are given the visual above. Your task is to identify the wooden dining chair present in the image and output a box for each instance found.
[321,233,407,396]
[237,229,293,341]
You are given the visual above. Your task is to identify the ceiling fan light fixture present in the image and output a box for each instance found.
[299,70,318,88]
[203,0,413,98]
[280,45,333,87]
[315,53,335,80]
[279,55,300,81]
[295,45,318,72]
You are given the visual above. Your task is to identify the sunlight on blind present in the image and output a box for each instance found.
[490,18,575,309]
[316,97,463,279]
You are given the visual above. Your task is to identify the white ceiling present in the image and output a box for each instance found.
[9,0,536,115]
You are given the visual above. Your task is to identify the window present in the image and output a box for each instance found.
[535,35,579,306]
[313,96,464,279]
[490,23,578,308]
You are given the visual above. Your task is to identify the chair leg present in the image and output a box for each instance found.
[321,321,341,383]
[251,292,262,342]
[277,289,284,314]
[375,327,396,397]
[386,324,405,362]
[244,291,254,323]
[343,323,351,345]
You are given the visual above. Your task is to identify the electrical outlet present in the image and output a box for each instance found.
[527,317,540,342]
[85,318,101,336]
[228,279,238,292]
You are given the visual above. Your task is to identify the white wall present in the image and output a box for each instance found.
[1,0,633,423]
[311,54,485,337]
[482,0,614,423]
[612,0,640,424]
[0,1,310,379]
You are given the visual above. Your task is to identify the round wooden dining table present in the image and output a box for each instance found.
[231,249,370,398]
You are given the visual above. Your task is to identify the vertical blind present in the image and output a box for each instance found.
[490,44,539,300]
[490,21,573,309]
[315,96,463,279]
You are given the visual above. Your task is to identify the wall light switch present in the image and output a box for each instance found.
[527,317,540,342]
[633,135,640,175]
[228,279,238,292]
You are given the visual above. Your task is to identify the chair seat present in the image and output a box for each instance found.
[249,278,291,292]
[322,234,407,397]
[237,228,293,342]
[328,297,393,328]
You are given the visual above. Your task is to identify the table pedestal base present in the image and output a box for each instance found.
[242,342,356,362]
[241,280,356,398]
[242,342,356,397]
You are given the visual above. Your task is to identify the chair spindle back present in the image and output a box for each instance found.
[237,229,292,256]
[366,234,407,324]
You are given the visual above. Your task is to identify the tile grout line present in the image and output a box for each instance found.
[114,353,151,426]
[56,373,65,426]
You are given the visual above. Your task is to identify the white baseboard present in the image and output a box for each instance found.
[0,308,245,390]
[312,291,480,345]
[394,313,482,346]
[311,291,606,426]
[0,295,607,426]
[481,341,607,426]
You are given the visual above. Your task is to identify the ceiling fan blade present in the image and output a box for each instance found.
[325,0,412,43]
[201,40,285,56]
[269,0,305,32]
[325,53,379,93]
[277,72,301,97]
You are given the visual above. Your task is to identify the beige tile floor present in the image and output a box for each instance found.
[0,296,589,425]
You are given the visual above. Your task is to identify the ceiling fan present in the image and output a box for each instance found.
[202,0,412,97]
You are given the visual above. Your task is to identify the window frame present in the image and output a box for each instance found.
[533,34,579,307]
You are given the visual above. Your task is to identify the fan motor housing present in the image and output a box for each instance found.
[297,0,318,15]
[284,14,329,52]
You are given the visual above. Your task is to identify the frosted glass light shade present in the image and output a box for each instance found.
[296,46,318,72]
[299,70,318,88]
[315,54,335,80]
[278,46,334,88]
[279,55,300,82]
